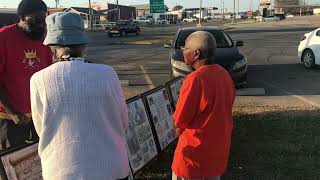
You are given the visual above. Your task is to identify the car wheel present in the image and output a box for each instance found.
[302,49,316,69]
[136,29,140,35]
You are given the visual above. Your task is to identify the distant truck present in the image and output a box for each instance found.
[106,20,140,37]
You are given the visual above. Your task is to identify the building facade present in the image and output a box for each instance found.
[65,7,106,29]
[81,2,136,21]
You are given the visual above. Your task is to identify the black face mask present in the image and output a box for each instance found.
[21,15,46,40]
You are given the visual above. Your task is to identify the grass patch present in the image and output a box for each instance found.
[134,105,320,180]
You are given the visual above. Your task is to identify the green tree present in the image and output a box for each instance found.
[172,5,183,11]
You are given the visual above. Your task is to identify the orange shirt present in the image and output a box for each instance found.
[172,64,235,178]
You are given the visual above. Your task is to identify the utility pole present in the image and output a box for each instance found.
[232,0,235,23]
[222,0,224,20]
[55,0,59,8]
[116,0,120,21]
[88,0,92,30]
[221,0,223,15]
[306,0,309,15]
[237,0,239,16]
[250,0,253,18]
[199,0,202,26]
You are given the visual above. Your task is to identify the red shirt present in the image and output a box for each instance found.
[172,64,236,178]
[0,24,52,117]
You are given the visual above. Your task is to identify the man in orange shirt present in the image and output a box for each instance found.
[172,31,236,180]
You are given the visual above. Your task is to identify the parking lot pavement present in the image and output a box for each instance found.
[225,15,320,29]
[87,19,320,106]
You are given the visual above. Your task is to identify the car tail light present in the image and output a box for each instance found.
[300,35,306,41]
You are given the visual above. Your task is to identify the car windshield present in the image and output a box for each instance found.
[175,29,234,49]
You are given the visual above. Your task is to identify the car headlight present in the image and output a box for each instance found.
[233,57,247,70]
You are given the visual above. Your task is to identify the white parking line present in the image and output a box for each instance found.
[261,80,320,108]
[139,65,155,89]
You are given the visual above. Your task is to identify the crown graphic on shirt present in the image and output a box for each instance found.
[24,50,37,59]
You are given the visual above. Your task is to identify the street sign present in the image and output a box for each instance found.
[150,0,164,13]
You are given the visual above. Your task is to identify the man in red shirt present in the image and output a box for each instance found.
[172,31,236,180]
[0,0,51,150]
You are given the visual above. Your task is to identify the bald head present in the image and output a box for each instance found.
[185,31,217,64]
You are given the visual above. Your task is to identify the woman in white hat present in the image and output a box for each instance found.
[30,12,129,180]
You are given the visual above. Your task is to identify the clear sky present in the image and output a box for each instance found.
[1,0,319,12]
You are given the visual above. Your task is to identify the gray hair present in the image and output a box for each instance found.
[185,31,217,64]
[50,44,87,62]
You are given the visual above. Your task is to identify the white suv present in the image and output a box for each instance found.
[298,28,320,69]
[133,17,153,25]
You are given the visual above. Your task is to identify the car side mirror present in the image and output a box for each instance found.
[164,41,172,48]
[235,41,244,47]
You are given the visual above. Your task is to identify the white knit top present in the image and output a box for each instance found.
[30,60,129,180]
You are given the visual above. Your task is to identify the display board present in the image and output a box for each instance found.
[144,86,176,150]
[0,78,184,180]
[167,77,184,109]
[0,143,42,180]
[126,97,159,174]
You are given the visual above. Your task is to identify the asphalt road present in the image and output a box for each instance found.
[87,20,320,107]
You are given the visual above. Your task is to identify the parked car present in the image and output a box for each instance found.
[168,19,179,24]
[183,17,197,23]
[262,16,280,22]
[204,16,212,21]
[286,14,294,18]
[298,28,320,69]
[255,16,263,21]
[164,27,247,88]
[133,17,153,25]
[105,22,116,28]
[241,15,248,19]
[155,19,168,24]
[274,13,286,20]
[106,20,140,37]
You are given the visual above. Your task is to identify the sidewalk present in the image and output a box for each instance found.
[224,15,320,29]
